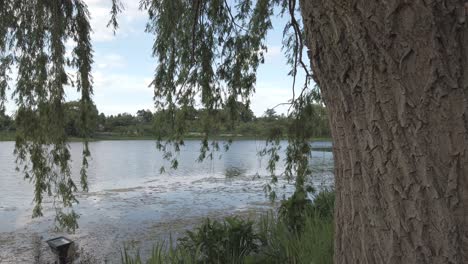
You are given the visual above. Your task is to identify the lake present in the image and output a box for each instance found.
[0,140,334,263]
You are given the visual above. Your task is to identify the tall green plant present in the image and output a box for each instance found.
[121,190,335,264]
[254,212,333,264]
[178,217,260,263]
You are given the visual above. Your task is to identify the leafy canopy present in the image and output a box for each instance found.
[0,0,318,231]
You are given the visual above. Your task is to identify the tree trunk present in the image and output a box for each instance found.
[299,1,468,263]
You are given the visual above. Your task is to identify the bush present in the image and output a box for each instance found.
[253,189,335,263]
[122,190,335,264]
[278,190,313,232]
[311,189,335,219]
[253,202,334,264]
[178,217,260,263]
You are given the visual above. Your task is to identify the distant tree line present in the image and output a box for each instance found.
[0,101,330,139]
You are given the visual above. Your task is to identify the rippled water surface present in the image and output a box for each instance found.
[0,140,333,263]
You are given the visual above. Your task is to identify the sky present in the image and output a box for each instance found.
[5,0,309,117]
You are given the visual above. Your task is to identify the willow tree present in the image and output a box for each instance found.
[0,0,93,231]
[300,1,468,263]
[1,0,467,263]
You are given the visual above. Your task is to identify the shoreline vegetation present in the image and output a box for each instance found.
[1,102,333,263]
[101,189,335,264]
[0,101,331,143]
[0,131,332,143]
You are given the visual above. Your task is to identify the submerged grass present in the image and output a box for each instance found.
[122,189,334,264]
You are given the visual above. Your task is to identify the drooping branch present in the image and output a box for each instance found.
[0,0,94,232]
[223,0,249,32]
[108,0,124,33]
[0,0,322,232]
[288,0,311,79]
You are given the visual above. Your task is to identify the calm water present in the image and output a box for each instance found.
[0,140,333,263]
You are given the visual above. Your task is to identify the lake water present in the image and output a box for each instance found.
[0,140,334,263]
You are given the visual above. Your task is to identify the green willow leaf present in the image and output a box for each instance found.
[142,0,319,200]
[1,0,320,231]
[0,0,93,232]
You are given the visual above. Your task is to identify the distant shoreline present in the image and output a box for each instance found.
[0,132,332,143]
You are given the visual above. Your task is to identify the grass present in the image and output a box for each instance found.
[0,131,332,143]
[0,131,14,141]
[70,134,332,142]
[120,189,335,264]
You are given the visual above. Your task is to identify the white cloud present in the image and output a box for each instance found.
[95,53,127,69]
[62,68,154,115]
[89,70,154,114]
[86,0,146,42]
[251,81,293,116]
[88,5,115,42]
[263,45,282,61]
[92,70,152,93]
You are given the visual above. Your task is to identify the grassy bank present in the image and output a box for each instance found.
[90,135,332,142]
[0,131,332,143]
[120,190,335,264]
[0,131,14,141]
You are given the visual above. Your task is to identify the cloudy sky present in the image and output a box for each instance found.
[5,0,309,117]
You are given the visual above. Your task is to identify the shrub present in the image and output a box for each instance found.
[278,190,313,232]
[121,190,335,264]
[252,211,333,264]
[178,217,260,263]
[310,188,335,219]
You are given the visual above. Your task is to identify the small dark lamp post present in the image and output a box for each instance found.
[46,236,73,264]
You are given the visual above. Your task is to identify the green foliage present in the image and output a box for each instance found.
[121,250,143,264]
[139,0,318,180]
[261,93,329,203]
[1,0,323,233]
[64,101,98,137]
[179,217,260,263]
[120,217,260,264]
[1,0,93,231]
[278,187,334,233]
[121,241,195,264]
[310,188,335,219]
[0,102,328,141]
[254,210,333,264]
[0,108,13,131]
[121,190,335,264]
[278,190,313,232]
[137,109,154,123]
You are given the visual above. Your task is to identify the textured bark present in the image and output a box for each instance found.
[299,1,468,263]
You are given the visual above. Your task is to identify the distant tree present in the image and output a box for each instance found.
[237,102,255,123]
[97,113,106,131]
[263,108,278,121]
[114,113,136,127]
[64,101,98,137]
[136,109,153,123]
[0,108,12,131]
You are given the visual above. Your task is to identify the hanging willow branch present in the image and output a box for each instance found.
[140,0,275,171]
[0,0,93,232]
[0,0,320,231]
[93,0,319,203]
[141,0,319,197]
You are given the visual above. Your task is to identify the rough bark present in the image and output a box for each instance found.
[299,1,468,263]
